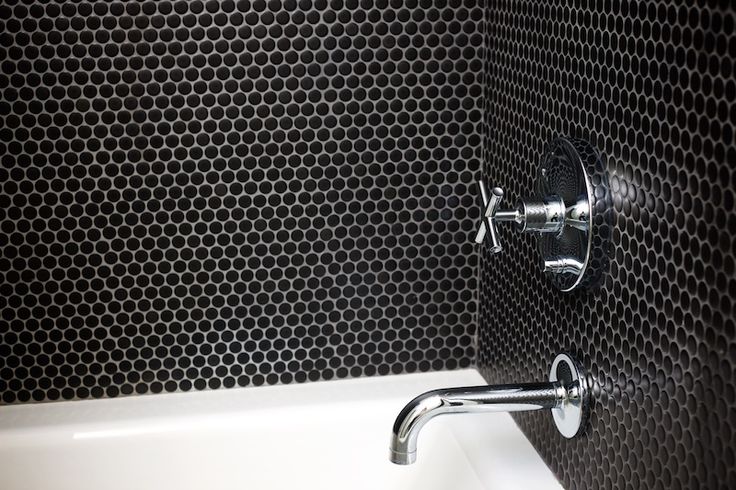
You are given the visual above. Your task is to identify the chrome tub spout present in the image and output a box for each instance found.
[388,353,590,465]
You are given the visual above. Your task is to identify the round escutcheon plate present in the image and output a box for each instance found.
[537,137,613,291]
[549,352,590,438]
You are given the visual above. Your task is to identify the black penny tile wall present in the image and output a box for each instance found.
[0,0,483,404]
[479,1,736,489]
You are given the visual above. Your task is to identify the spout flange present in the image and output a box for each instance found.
[548,352,590,438]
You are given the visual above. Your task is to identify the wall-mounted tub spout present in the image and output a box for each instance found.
[389,353,590,465]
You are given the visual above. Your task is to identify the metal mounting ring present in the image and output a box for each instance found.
[549,353,590,438]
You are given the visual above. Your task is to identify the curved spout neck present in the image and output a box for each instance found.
[388,382,565,465]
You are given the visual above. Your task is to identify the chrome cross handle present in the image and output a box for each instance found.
[473,184,505,253]
[474,181,565,254]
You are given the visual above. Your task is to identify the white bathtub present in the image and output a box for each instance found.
[0,369,561,490]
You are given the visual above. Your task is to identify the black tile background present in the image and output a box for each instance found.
[0,0,482,404]
[3,2,735,489]
[479,1,736,489]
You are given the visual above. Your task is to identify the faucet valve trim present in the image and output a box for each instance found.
[475,137,612,292]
